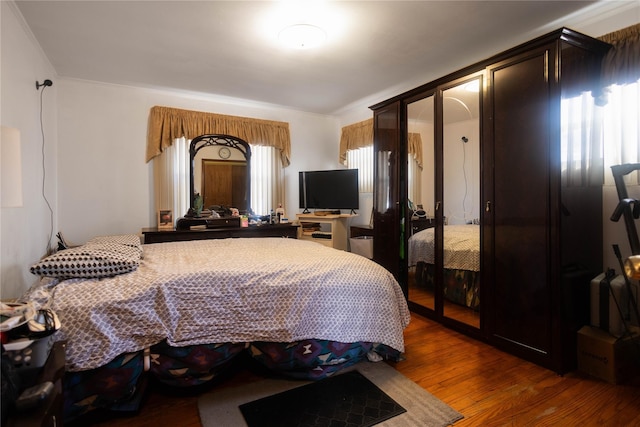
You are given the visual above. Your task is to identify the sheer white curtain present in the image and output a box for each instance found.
[602,80,640,186]
[346,143,422,204]
[153,137,189,226]
[561,92,603,187]
[561,79,640,187]
[250,145,284,215]
[346,145,374,193]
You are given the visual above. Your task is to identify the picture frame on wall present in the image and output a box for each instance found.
[158,209,173,230]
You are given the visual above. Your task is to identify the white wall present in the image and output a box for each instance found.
[1,2,58,299]
[443,120,480,225]
[56,79,343,246]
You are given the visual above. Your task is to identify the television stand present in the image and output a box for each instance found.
[296,213,355,251]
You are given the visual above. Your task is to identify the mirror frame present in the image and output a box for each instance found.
[189,134,252,214]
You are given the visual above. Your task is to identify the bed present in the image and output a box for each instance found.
[26,236,410,421]
[408,224,480,309]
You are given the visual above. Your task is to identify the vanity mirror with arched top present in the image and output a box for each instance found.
[177,134,251,229]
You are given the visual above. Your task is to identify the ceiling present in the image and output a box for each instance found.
[13,1,634,115]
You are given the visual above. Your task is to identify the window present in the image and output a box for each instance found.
[603,80,640,186]
[560,78,640,187]
[250,144,284,215]
[561,91,602,187]
[346,143,422,202]
[346,145,373,193]
[153,137,189,225]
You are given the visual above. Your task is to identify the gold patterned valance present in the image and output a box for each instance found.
[146,106,291,166]
[408,132,423,170]
[339,118,422,168]
[339,118,374,164]
[598,23,640,87]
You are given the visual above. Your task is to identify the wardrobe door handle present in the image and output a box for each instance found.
[485,201,491,212]
[435,201,441,211]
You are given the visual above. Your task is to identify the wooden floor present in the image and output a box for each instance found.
[75,312,640,426]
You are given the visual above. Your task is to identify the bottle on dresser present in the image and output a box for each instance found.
[276,204,285,224]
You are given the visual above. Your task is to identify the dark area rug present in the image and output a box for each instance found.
[239,370,406,427]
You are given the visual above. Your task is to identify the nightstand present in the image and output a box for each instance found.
[7,341,65,427]
[411,217,435,235]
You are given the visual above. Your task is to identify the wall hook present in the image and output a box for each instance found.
[36,79,53,90]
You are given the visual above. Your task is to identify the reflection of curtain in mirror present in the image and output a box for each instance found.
[153,137,190,222]
[251,145,284,216]
[408,155,421,206]
[376,151,392,211]
[407,133,423,205]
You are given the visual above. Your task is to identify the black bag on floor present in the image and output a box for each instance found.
[1,349,21,426]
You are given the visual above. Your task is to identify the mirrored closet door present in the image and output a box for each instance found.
[441,76,481,328]
[405,73,482,331]
[407,94,435,312]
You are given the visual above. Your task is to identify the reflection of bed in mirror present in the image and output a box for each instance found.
[408,224,480,309]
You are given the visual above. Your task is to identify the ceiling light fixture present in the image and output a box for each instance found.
[278,24,326,49]
[463,80,480,92]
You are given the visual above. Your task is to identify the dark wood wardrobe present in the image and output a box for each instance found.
[371,28,611,373]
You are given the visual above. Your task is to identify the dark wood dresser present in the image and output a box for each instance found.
[142,223,299,243]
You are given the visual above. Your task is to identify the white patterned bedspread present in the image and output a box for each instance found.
[408,224,480,271]
[38,238,410,372]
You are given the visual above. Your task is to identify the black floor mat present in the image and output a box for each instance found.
[239,370,406,427]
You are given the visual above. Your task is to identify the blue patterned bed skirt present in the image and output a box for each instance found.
[63,339,402,422]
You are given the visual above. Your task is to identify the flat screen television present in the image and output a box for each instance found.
[299,169,359,213]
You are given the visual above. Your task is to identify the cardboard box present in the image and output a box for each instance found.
[577,325,639,384]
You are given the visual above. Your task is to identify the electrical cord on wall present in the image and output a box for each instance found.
[37,79,55,255]
[461,136,469,222]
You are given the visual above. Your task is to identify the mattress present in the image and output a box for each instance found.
[33,238,410,372]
